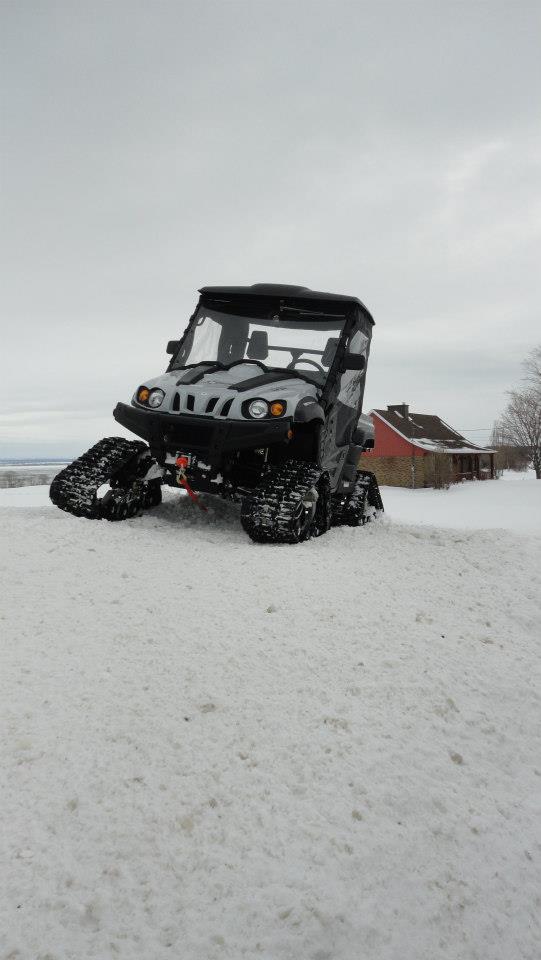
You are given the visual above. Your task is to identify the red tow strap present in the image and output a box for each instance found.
[175,457,208,512]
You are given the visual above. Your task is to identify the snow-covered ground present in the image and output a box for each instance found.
[381,471,541,535]
[0,484,55,506]
[1,475,540,959]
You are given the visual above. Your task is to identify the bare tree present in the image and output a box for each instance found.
[523,345,541,396]
[499,394,541,477]
[492,346,541,479]
[489,425,529,472]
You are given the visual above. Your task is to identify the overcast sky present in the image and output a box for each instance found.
[1,0,540,457]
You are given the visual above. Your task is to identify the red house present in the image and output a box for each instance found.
[364,404,495,488]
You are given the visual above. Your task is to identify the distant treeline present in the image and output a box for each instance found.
[0,467,66,489]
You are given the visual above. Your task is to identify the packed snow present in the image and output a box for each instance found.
[1,474,540,960]
[3,471,539,534]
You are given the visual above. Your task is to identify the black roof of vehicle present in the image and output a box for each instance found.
[198,284,374,324]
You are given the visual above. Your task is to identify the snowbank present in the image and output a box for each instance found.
[3,472,540,535]
[382,475,541,534]
[500,468,537,481]
[1,483,540,959]
[0,484,53,506]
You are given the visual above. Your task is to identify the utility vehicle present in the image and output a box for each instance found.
[50,284,383,542]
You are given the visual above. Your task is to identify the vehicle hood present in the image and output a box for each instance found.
[131,363,321,420]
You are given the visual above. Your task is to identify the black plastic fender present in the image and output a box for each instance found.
[293,398,325,423]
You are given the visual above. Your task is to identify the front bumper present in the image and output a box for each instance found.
[113,402,292,463]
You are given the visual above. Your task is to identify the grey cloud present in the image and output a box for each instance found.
[1,0,540,456]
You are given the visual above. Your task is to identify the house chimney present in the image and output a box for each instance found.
[387,403,409,419]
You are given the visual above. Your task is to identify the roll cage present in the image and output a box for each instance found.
[168,285,374,407]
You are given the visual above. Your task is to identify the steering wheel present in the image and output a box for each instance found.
[287,357,325,374]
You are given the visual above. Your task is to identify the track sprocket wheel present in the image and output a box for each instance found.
[331,469,384,527]
[240,461,331,544]
[49,437,162,521]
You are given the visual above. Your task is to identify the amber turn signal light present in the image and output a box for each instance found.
[269,401,285,417]
[137,386,150,404]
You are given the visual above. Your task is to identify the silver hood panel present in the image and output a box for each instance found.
[132,363,320,420]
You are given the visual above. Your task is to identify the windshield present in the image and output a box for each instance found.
[171,306,346,386]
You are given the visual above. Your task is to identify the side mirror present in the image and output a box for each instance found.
[166,340,180,355]
[344,354,366,371]
[352,426,374,449]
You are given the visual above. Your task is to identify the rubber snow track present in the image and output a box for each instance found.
[1,490,541,960]
[49,437,161,520]
[331,469,384,526]
[240,460,328,542]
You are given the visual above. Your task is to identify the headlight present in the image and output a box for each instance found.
[137,386,150,404]
[248,399,268,419]
[148,388,165,408]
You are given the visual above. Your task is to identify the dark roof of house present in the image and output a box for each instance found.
[198,284,374,323]
[372,407,493,454]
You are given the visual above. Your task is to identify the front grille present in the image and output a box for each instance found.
[206,397,219,413]
[172,392,180,411]
[186,394,195,411]
[220,398,233,417]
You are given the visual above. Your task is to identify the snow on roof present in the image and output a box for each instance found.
[371,408,495,454]
[413,438,492,455]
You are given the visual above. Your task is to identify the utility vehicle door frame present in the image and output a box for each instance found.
[318,302,373,486]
